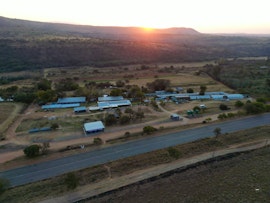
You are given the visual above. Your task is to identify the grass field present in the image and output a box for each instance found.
[0,125,269,203]
[0,103,24,139]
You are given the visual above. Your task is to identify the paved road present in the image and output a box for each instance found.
[1,113,269,187]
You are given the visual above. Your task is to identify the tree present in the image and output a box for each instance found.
[120,115,131,124]
[219,104,229,110]
[186,88,194,93]
[93,137,103,145]
[110,88,122,96]
[41,142,50,154]
[147,79,170,91]
[143,126,157,134]
[0,178,10,194]
[244,102,266,114]
[213,127,221,137]
[105,114,117,126]
[167,147,181,159]
[23,144,41,158]
[65,172,79,189]
[116,80,125,87]
[51,123,59,130]
[193,106,201,114]
[199,85,207,95]
[37,79,52,91]
[235,100,244,108]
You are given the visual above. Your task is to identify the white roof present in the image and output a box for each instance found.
[84,121,105,132]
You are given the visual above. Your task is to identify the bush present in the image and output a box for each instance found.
[213,127,222,137]
[51,123,59,130]
[65,172,79,190]
[245,102,266,114]
[0,178,10,194]
[143,126,157,134]
[235,100,244,108]
[120,115,131,124]
[219,104,229,110]
[23,144,41,158]
[167,147,181,159]
[93,138,103,145]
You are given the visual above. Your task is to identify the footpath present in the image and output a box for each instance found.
[39,139,270,203]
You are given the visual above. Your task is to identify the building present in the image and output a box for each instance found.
[74,106,87,113]
[42,103,80,110]
[97,100,131,109]
[84,121,105,134]
[98,96,124,102]
[57,97,86,104]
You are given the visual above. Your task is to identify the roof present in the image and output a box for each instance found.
[89,106,101,111]
[226,94,244,99]
[42,103,80,109]
[190,95,211,100]
[74,106,87,112]
[84,121,105,132]
[57,97,86,104]
[98,96,124,102]
[98,100,131,109]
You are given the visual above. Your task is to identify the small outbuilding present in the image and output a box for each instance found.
[74,106,87,113]
[84,121,105,135]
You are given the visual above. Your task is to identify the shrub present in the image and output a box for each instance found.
[167,147,181,159]
[219,104,229,110]
[51,123,59,130]
[244,102,266,114]
[23,144,41,158]
[143,126,157,134]
[0,178,10,194]
[93,138,103,145]
[213,127,222,137]
[65,172,79,190]
[120,115,131,124]
[235,100,244,108]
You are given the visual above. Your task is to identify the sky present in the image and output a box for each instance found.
[1,0,270,34]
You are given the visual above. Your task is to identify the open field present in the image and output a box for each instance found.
[0,103,24,139]
[0,125,269,203]
[90,145,270,203]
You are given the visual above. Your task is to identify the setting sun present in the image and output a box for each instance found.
[141,27,155,32]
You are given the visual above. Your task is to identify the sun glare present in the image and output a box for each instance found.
[142,27,155,32]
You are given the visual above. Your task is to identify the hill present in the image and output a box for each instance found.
[0,16,270,72]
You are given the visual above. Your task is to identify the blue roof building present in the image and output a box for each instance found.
[98,96,124,102]
[57,97,86,104]
[97,100,131,109]
[42,103,80,110]
[84,121,105,134]
[74,106,87,113]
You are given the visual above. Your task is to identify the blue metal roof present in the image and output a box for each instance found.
[190,95,211,100]
[57,97,86,104]
[42,103,80,109]
[98,100,131,109]
[74,106,87,112]
[84,121,105,132]
[98,96,124,102]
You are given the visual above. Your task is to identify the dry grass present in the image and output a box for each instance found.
[0,103,24,137]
